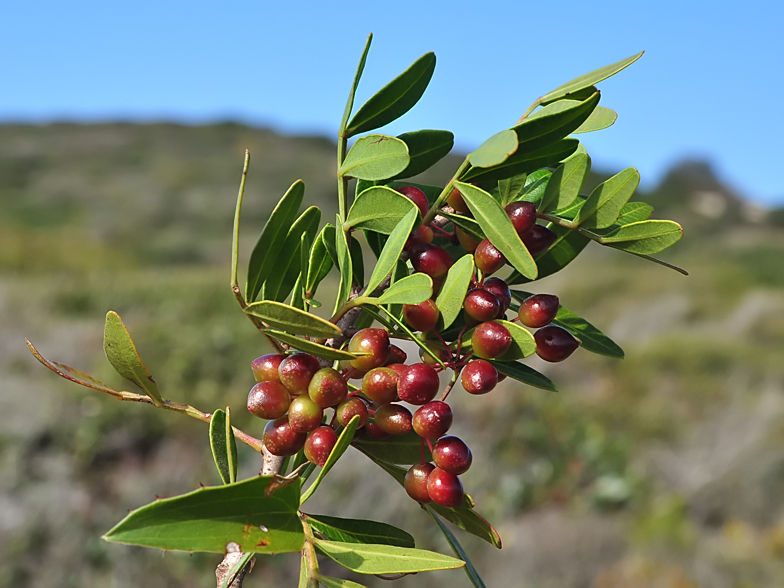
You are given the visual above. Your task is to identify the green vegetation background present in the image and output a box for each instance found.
[2,123,784,587]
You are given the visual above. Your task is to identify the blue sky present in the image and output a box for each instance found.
[3,1,783,205]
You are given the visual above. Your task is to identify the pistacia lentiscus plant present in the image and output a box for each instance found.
[28,34,685,588]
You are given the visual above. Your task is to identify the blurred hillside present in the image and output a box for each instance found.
[2,123,784,588]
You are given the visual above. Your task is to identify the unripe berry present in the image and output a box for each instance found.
[460,359,498,395]
[288,396,324,433]
[403,298,440,333]
[397,185,430,219]
[504,201,537,237]
[483,277,511,317]
[398,363,440,405]
[408,243,454,279]
[471,321,512,359]
[374,403,413,436]
[455,226,479,252]
[518,293,559,328]
[463,289,500,323]
[446,187,470,214]
[263,416,307,457]
[279,353,321,395]
[412,401,453,439]
[534,325,579,362]
[433,435,473,475]
[418,342,451,366]
[247,381,291,420]
[304,426,338,467]
[348,328,391,372]
[362,367,399,405]
[522,224,557,255]
[405,462,435,503]
[474,239,505,274]
[427,467,464,507]
[335,397,369,428]
[404,225,434,250]
[308,367,348,408]
[251,353,286,383]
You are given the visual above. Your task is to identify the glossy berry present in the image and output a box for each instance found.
[308,367,348,408]
[433,436,473,475]
[304,426,338,467]
[385,345,407,366]
[398,363,440,405]
[522,224,557,255]
[446,187,470,214]
[403,298,440,333]
[247,381,291,420]
[518,293,560,328]
[362,367,399,405]
[408,243,454,279]
[348,328,391,372]
[251,353,286,383]
[405,225,434,249]
[279,353,321,395]
[405,462,435,503]
[483,277,511,317]
[455,226,479,252]
[374,404,413,436]
[474,239,505,274]
[263,416,307,457]
[464,289,500,323]
[534,325,580,362]
[288,396,324,433]
[412,401,453,439]
[335,397,369,428]
[384,363,409,378]
[505,201,537,237]
[460,359,498,395]
[397,185,430,219]
[427,467,464,507]
[471,321,512,359]
[364,422,391,440]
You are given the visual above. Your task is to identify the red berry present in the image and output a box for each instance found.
[279,353,321,395]
[304,426,338,467]
[362,367,399,404]
[474,239,505,274]
[518,293,559,328]
[397,363,440,405]
[504,201,537,237]
[522,224,557,255]
[374,403,413,436]
[251,353,286,383]
[405,462,435,503]
[397,185,430,219]
[263,416,307,457]
[308,367,348,408]
[364,422,391,440]
[335,397,369,428]
[247,381,291,420]
[404,225,434,249]
[427,467,464,507]
[385,345,408,366]
[483,277,511,317]
[433,436,472,475]
[403,298,440,333]
[534,325,579,362]
[408,243,454,279]
[471,321,512,359]
[460,359,498,395]
[385,363,409,378]
[348,328,391,372]
[288,396,324,433]
[412,401,453,438]
[464,289,500,323]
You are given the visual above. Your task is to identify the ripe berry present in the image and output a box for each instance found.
[335,397,369,428]
[364,422,391,440]
[446,187,470,214]
[279,353,321,395]
[362,367,399,405]
[433,436,473,475]
[247,381,291,420]
[483,277,511,318]
[405,462,435,503]
[474,239,505,274]
[518,293,560,328]
[263,416,307,457]
[288,396,324,433]
[455,227,479,253]
[419,341,451,366]
[304,426,338,467]
[504,201,537,237]
[397,185,430,219]
[385,345,407,366]
[464,289,500,323]
[534,325,579,362]
[308,367,348,408]
[471,321,512,359]
[408,243,454,279]
[404,225,434,249]
[412,401,453,439]
[522,224,557,255]
[348,328,391,372]
[384,363,409,378]
[427,467,464,507]
[374,403,413,436]
[460,359,498,395]
[398,363,440,405]
[403,298,440,333]
[251,353,286,383]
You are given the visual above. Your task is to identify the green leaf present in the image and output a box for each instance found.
[262,331,358,360]
[246,180,304,302]
[599,220,684,254]
[245,301,341,338]
[298,553,310,588]
[345,186,419,234]
[306,226,334,296]
[339,135,410,181]
[301,416,361,504]
[314,539,464,574]
[573,105,617,134]
[352,430,431,464]
[365,208,418,294]
[103,311,163,405]
[488,360,558,392]
[209,409,238,485]
[499,173,528,206]
[574,168,640,229]
[462,138,579,183]
[103,476,303,553]
[346,52,436,137]
[440,212,485,242]
[394,130,454,179]
[384,260,409,324]
[515,170,552,206]
[468,129,519,168]
[435,254,475,330]
[513,92,600,152]
[540,152,591,212]
[457,182,538,279]
[427,507,487,588]
[263,206,322,301]
[553,306,624,358]
[373,273,432,305]
[540,51,644,105]
[363,229,386,259]
[349,236,364,288]
[340,33,373,136]
[317,576,367,588]
[334,216,353,314]
[304,514,415,548]
[506,224,591,284]
[480,320,536,361]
